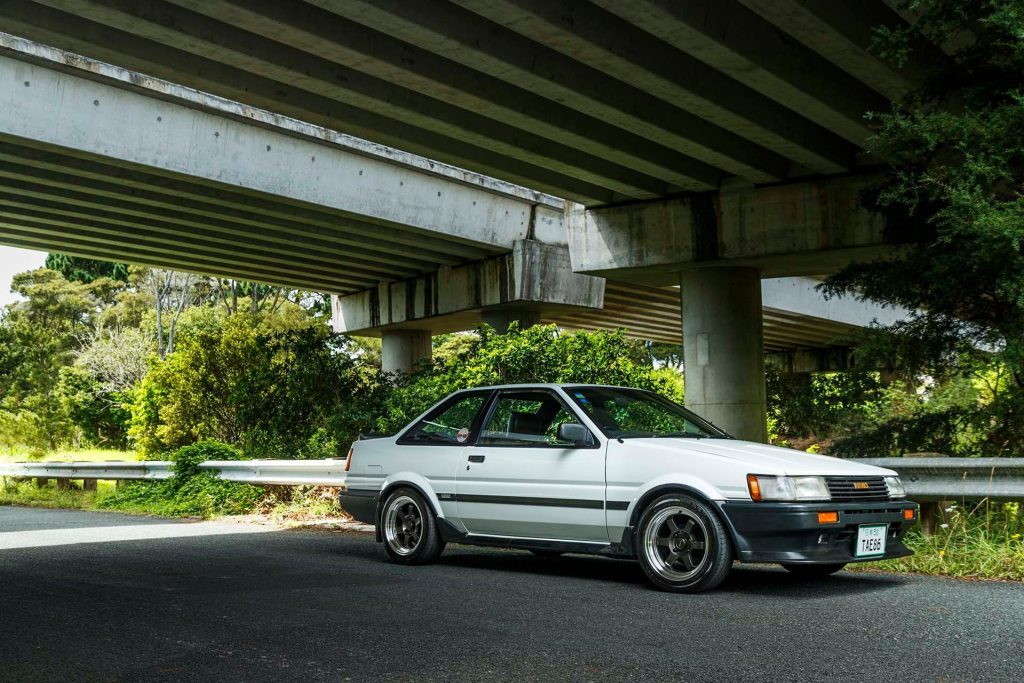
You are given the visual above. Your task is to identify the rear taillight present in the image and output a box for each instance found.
[344,447,354,472]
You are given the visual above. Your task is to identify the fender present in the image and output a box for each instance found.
[378,471,446,518]
[623,473,727,523]
[613,474,738,555]
[374,471,447,542]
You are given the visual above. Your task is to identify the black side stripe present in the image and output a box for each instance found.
[439,493,631,511]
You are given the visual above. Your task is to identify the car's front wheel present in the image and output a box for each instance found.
[781,562,846,577]
[380,487,445,565]
[636,493,733,593]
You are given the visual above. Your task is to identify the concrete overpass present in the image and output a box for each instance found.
[0,0,942,202]
[0,1,933,439]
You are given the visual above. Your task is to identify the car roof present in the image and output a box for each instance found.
[452,383,638,392]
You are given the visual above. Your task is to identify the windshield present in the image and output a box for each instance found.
[565,387,729,439]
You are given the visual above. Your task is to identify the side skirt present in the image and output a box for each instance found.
[437,518,633,558]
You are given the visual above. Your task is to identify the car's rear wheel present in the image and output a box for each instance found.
[781,562,846,577]
[380,487,445,565]
[636,493,733,593]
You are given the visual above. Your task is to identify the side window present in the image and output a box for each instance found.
[478,391,586,447]
[400,393,489,445]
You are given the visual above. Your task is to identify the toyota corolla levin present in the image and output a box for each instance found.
[340,384,917,592]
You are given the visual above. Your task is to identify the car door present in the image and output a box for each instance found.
[455,389,607,542]
[393,390,493,525]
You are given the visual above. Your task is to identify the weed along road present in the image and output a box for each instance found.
[0,508,1020,682]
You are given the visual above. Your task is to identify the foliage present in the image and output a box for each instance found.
[56,366,131,449]
[0,477,116,511]
[375,324,684,434]
[820,0,1024,455]
[861,502,1024,581]
[128,314,377,458]
[98,441,263,518]
[0,268,128,450]
[766,369,884,441]
[45,254,128,284]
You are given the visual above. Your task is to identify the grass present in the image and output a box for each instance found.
[1,474,345,523]
[854,501,1024,581]
[0,478,119,511]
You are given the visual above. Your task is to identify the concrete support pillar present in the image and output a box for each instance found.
[381,330,432,374]
[681,267,767,442]
[481,309,541,333]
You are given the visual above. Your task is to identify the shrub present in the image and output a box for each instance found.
[127,315,377,458]
[99,440,263,518]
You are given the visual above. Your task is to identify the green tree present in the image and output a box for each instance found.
[128,313,375,458]
[0,268,126,449]
[377,324,684,434]
[45,254,128,283]
[822,0,1024,455]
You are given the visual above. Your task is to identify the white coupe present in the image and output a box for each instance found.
[340,384,917,592]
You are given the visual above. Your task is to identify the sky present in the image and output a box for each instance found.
[0,245,47,308]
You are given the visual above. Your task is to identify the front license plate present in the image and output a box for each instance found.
[855,524,888,558]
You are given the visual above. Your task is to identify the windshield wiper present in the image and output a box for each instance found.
[656,432,708,439]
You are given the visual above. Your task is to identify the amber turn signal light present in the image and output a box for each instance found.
[903,508,915,520]
[817,511,839,524]
[746,474,762,501]
[344,447,354,472]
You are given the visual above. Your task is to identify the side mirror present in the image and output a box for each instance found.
[557,422,593,447]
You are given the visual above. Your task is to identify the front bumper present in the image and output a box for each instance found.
[716,500,918,564]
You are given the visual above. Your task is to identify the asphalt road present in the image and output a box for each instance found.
[0,507,1021,682]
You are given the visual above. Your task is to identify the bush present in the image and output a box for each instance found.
[170,440,246,478]
[99,440,263,518]
[128,315,377,458]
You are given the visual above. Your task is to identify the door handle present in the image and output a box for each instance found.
[468,455,485,463]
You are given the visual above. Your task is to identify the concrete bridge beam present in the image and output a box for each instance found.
[567,174,892,284]
[332,240,605,337]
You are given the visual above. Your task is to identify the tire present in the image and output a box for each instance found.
[380,487,445,565]
[528,549,564,558]
[636,493,733,593]
[781,562,846,577]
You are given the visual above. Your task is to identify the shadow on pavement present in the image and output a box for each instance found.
[354,542,912,596]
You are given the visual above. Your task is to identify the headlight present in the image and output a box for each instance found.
[747,474,830,501]
[884,476,906,499]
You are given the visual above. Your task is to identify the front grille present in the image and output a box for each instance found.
[826,476,890,502]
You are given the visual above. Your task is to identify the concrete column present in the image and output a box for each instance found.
[381,330,432,374]
[681,267,767,442]
[481,309,541,333]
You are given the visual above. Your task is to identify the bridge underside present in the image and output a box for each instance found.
[0,0,942,206]
[0,3,933,440]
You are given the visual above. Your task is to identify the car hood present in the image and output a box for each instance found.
[626,438,897,477]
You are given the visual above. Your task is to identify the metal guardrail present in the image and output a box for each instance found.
[859,458,1024,501]
[0,459,347,486]
[0,461,172,481]
[1,458,1022,501]
[200,460,347,486]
